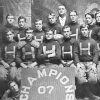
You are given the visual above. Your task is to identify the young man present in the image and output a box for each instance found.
[57,5,68,28]
[92,11,100,41]
[0,29,19,80]
[2,81,20,100]
[16,28,39,69]
[85,13,96,38]
[16,16,27,41]
[37,29,61,68]
[33,19,45,44]
[0,14,18,45]
[61,26,75,67]
[45,13,63,43]
[68,10,80,40]
[0,29,19,99]
[74,24,99,99]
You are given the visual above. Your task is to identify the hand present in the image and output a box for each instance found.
[61,60,67,64]
[20,63,27,68]
[10,62,16,67]
[28,62,37,68]
[48,53,55,58]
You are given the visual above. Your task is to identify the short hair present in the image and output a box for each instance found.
[48,13,56,18]
[35,19,42,23]
[95,11,100,18]
[45,28,53,33]
[26,27,33,33]
[80,24,89,30]
[62,25,70,31]
[18,16,26,22]
[70,10,78,15]
[5,29,14,35]
[85,13,95,18]
[6,13,14,19]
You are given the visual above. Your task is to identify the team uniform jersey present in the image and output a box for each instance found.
[44,22,62,34]
[37,39,61,64]
[91,23,100,59]
[15,27,27,41]
[0,24,18,45]
[0,41,17,65]
[74,37,98,65]
[61,38,74,61]
[88,23,97,38]
[68,21,80,40]
[33,29,45,44]
[16,40,38,65]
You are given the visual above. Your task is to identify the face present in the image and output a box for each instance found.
[85,14,93,25]
[48,15,57,24]
[35,20,43,31]
[58,6,66,15]
[18,18,26,28]
[96,13,100,23]
[81,27,89,37]
[7,15,14,25]
[70,11,77,22]
[26,30,33,40]
[10,82,19,92]
[46,30,53,40]
[63,27,71,38]
[6,31,14,41]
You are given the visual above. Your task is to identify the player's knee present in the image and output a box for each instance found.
[88,72,97,84]
[10,67,17,79]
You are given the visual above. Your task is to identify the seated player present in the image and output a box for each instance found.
[0,29,19,81]
[37,28,61,68]
[74,24,99,99]
[33,19,45,43]
[2,81,20,100]
[16,27,39,69]
[61,25,75,67]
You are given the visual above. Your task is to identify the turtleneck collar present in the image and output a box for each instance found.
[5,23,13,28]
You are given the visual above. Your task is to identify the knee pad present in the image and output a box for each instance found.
[0,67,8,80]
[88,71,97,84]
[10,67,17,79]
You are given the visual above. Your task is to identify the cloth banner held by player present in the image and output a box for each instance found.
[20,67,75,100]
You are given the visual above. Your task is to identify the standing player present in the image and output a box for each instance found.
[68,10,80,40]
[57,5,68,28]
[37,29,61,68]
[33,19,45,44]
[85,13,96,38]
[74,24,98,99]
[16,16,27,41]
[45,13,63,43]
[0,14,18,45]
